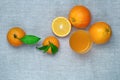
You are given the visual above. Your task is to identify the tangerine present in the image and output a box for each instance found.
[7,27,26,47]
[43,36,60,54]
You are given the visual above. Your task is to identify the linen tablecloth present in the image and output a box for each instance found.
[0,0,120,80]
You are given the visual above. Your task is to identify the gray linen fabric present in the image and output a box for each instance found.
[0,0,120,80]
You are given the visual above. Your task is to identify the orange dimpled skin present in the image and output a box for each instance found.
[43,36,60,54]
[89,22,112,44]
[69,5,91,28]
[7,27,26,47]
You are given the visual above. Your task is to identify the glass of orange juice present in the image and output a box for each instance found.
[69,30,92,54]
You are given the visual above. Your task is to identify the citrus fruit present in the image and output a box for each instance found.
[69,5,91,28]
[52,17,71,37]
[7,27,26,47]
[89,22,112,44]
[69,30,92,54]
[42,36,60,54]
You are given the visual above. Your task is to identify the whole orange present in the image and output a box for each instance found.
[7,27,26,47]
[43,36,60,54]
[69,5,91,28]
[89,22,112,44]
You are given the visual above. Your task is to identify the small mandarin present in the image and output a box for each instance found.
[7,27,26,47]
[43,36,60,54]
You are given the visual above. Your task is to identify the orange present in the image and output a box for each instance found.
[69,5,91,28]
[69,30,92,54]
[52,17,71,37]
[89,22,112,44]
[43,36,60,54]
[7,27,26,47]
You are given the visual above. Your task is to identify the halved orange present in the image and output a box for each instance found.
[52,17,71,37]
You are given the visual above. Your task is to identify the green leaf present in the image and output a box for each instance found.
[43,46,50,53]
[49,42,58,55]
[20,35,40,45]
[37,45,48,50]
[37,42,58,54]
[37,45,50,53]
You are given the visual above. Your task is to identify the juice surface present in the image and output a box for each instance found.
[69,30,92,54]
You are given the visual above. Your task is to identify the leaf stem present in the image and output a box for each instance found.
[14,34,20,39]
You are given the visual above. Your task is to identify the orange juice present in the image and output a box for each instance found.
[69,30,92,54]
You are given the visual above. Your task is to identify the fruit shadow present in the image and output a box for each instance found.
[70,48,94,62]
